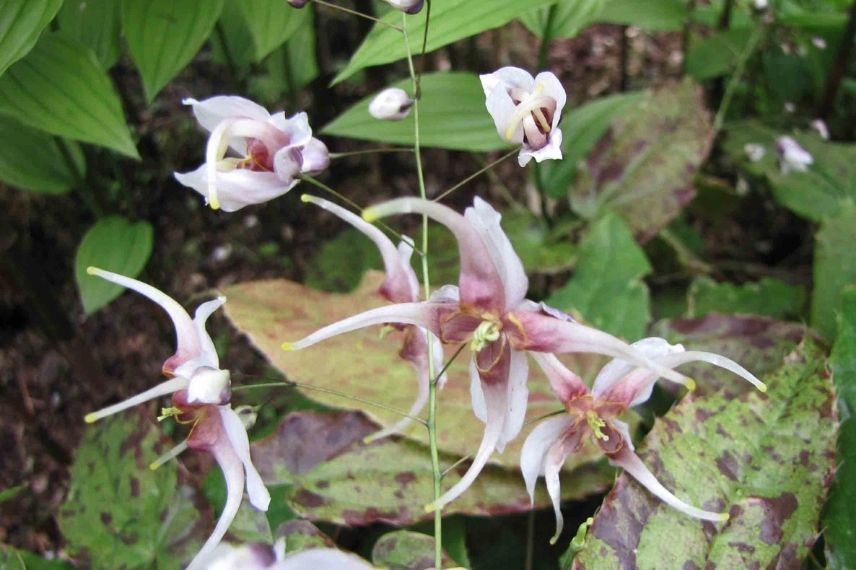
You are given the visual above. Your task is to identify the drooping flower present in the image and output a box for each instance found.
[385,0,424,14]
[521,338,765,543]
[368,88,414,121]
[811,119,830,140]
[301,194,445,442]
[197,538,375,569]
[480,67,567,166]
[175,96,329,212]
[83,268,270,570]
[743,143,766,162]
[282,198,762,510]
[776,135,813,174]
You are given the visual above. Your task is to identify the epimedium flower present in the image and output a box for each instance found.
[368,87,414,121]
[776,136,813,174]
[174,96,329,212]
[521,338,766,543]
[301,194,446,442]
[385,0,424,14]
[283,198,762,511]
[198,538,375,569]
[480,67,567,166]
[82,268,270,570]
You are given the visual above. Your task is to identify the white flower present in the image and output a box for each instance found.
[744,143,766,162]
[776,136,813,174]
[201,539,375,570]
[385,0,423,14]
[752,0,768,9]
[175,96,329,212]
[479,67,567,166]
[811,37,827,50]
[811,119,829,140]
[368,87,413,121]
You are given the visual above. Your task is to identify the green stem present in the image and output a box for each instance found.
[312,0,402,31]
[712,24,764,135]
[329,147,415,158]
[415,0,432,98]
[433,149,517,202]
[404,13,442,568]
[55,137,103,218]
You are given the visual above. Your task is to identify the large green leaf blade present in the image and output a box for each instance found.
[594,0,687,30]
[57,0,122,68]
[547,213,651,339]
[322,72,510,151]
[0,0,63,77]
[685,28,754,80]
[574,339,835,568]
[75,216,153,314]
[332,0,559,85]
[121,0,225,101]
[238,0,307,62]
[519,0,606,39]
[825,288,856,568]
[0,34,138,158]
[687,276,805,320]
[812,206,856,339]
[0,116,85,194]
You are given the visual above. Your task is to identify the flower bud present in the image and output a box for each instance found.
[386,0,424,14]
[287,0,308,7]
[776,136,813,174]
[368,87,413,121]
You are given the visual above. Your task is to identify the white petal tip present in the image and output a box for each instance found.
[685,378,697,392]
[423,502,436,513]
[85,266,99,276]
[549,535,559,546]
[84,413,98,424]
[300,194,313,203]
[714,512,730,522]
[209,198,221,211]
[757,382,767,393]
[281,342,295,351]
[362,207,379,223]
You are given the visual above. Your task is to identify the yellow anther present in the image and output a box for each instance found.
[470,320,501,353]
[586,411,609,442]
[84,413,98,424]
[378,325,395,339]
[157,406,183,422]
[757,382,768,393]
[362,207,379,223]
[281,342,295,351]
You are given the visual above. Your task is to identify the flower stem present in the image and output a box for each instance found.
[311,0,402,31]
[712,24,764,135]
[404,12,442,568]
[329,147,415,158]
[433,149,517,202]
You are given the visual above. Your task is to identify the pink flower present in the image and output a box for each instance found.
[301,195,445,442]
[480,67,566,166]
[175,96,329,212]
[83,268,270,570]
[776,136,813,174]
[283,198,761,510]
[198,539,374,569]
[521,338,765,543]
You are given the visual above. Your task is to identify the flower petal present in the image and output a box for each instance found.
[271,111,313,148]
[529,352,589,403]
[282,302,446,351]
[184,96,271,134]
[518,127,563,166]
[301,138,330,174]
[175,166,295,212]
[520,415,573,503]
[84,377,189,423]
[193,296,227,370]
[533,71,567,130]
[499,348,529,450]
[592,337,682,405]
[607,443,728,522]
[219,406,271,511]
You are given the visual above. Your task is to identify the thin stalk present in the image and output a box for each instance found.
[329,147,415,158]
[415,0,432,98]
[404,13,442,568]
[433,149,517,202]
[818,0,856,119]
[312,0,402,32]
[533,5,557,199]
[712,24,764,135]
[55,137,104,218]
[233,380,426,424]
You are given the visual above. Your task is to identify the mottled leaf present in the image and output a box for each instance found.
[251,410,612,525]
[570,80,713,241]
[75,216,153,314]
[574,340,836,568]
[519,0,606,39]
[0,547,71,570]
[121,0,225,101]
[540,92,644,200]
[277,520,336,553]
[0,33,138,158]
[332,0,559,85]
[825,288,856,569]
[724,121,856,222]
[323,72,509,152]
[812,205,856,339]
[372,530,453,570]
[57,0,121,68]
[0,116,85,194]
[688,276,806,320]
[547,213,651,340]
[238,0,307,61]
[59,413,209,569]
[0,0,63,77]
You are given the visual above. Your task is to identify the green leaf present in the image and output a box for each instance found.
[59,413,209,569]
[0,116,85,194]
[278,520,336,552]
[121,0,225,101]
[688,277,805,320]
[0,485,23,504]
[75,216,153,314]
[0,0,63,77]
[519,0,606,39]
[238,0,307,62]
[305,227,383,292]
[251,410,612,524]
[57,0,122,68]
[570,80,713,241]
[825,288,856,569]
[539,91,644,200]
[575,340,836,567]
[812,206,856,339]
[245,11,319,102]
[547,213,651,340]
[686,28,754,80]
[224,273,603,471]
[210,1,256,69]
[723,122,856,222]
[372,530,454,569]
[323,72,510,151]
[594,0,687,30]
[0,33,138,158]
[332,0,559,85]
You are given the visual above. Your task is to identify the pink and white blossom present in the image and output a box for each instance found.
[480,67,567,166]
[368,88,414,121]
[811,119,830,140]
[82,268,270,570]
[283,198,761,510]
[521,338,766,542]
[200,539,375,569]
[776,136,813,174]
[175,96,329,212]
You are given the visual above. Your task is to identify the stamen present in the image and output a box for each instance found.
[503,83,548,141]
[586,411,609,442]
[149,440,189,470]
[532,107,552,132]
[470,320,501,353]
[158,406,184,422]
